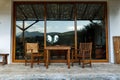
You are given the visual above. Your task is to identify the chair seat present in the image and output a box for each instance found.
[32,53,43,56]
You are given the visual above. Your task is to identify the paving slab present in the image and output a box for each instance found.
[0,63,120,80]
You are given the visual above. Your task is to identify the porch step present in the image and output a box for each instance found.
[0,74,120,80]
[0,63,120,80]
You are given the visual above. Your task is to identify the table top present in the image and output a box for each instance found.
[45,45,71,50]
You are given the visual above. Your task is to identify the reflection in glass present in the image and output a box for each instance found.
[46,21,74,60]
[15,21,44,59]
[14,2,107,61]
[47,34,59,44]
[46,21,74,46]
[77,20,106,59]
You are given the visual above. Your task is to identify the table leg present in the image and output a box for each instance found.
[46,50,49,69]
[5,55,8,64]
[68,49,70,69]
[31,55,33,68]
[2,55,8,65]
[44,50,46,66]
[2,56,5,65]
[0,54,9,65]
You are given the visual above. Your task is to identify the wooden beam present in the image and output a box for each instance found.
[44,3,47,48]
[16,25,23,30]
[24,20,39,30]
[74,4,77,59]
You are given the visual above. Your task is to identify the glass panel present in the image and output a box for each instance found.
[46,21,74,46]
[14,2,107,61]
[46,3,75,60]
[77,3,106,60]
[15,3,44,60]
[15,21,44,60]
[46,21,74,59]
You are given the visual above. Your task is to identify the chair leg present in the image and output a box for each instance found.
[72,55,76,66]
[82,65,84,68]
[31,61,33,68]
[37,57,39,65]
[79,58,81,65]
[44,52,46,66]
[90,62,92,67]
[31,56,33,68]
[25,59,27,66]
[48,53,50,65]
[71,50,74,66]
[82,62,85,68]
[44,58,46,66]
[72,56,75,66]
[81,60,85,68]
[72,59,74,66]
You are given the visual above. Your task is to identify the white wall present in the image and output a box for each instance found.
[0,0,120,63]
[108,0,120,63]
[0,0,11,63]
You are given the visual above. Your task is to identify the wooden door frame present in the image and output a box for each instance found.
[12,1,108,63]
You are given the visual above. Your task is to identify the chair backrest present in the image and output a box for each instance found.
[79,42,92,59]
[25,43,39,54]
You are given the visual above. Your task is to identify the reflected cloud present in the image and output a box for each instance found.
[77,25,84,30]
[47,35,59,44]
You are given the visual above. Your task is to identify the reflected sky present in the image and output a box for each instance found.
[16,20,94,34]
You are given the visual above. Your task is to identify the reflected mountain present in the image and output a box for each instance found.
[17,31,75,38]
[17,31,44,37]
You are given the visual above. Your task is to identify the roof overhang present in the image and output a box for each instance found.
[14,2,106,21]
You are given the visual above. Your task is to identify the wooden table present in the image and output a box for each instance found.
[0,53,9,65]
[45,46,71,69]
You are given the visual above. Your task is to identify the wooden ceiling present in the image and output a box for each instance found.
[14,2,106,21]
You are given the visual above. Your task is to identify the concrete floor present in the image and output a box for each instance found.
[0,63,120,80]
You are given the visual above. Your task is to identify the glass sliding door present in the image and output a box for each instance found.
[13,2,107,62]
[76,3,106,60]
[46,21,74,60]
[15,3,44,60]
[16,21,44,60]
[46,3,75,60]
[46,21,74,46]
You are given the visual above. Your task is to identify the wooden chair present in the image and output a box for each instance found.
[72,42,92,68]
[24,43,44,68]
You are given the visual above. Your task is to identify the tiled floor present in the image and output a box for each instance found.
[0,63,120,80]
